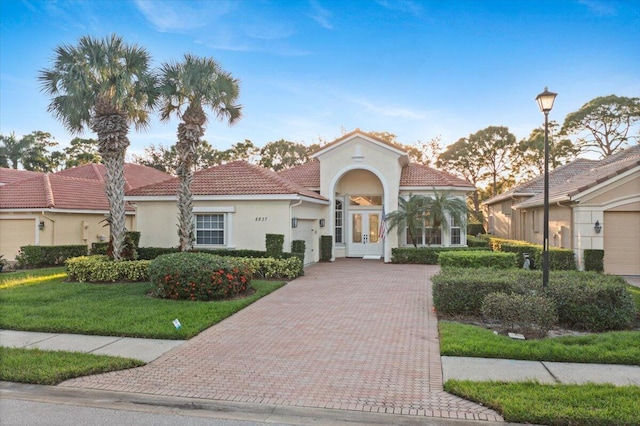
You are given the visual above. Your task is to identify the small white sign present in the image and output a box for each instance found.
[508,332,526,340]
[172,318,182,330]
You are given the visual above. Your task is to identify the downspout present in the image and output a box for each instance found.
[41,210,56,245]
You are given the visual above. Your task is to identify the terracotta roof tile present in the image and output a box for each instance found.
[277,160,320,188]
[0,168,43,185]
[56,163,172,190]
[400,163,475,188]
[128,161,327,201]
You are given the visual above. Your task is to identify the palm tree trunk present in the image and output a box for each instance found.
[176,122,201,251]
[103,150,127,260]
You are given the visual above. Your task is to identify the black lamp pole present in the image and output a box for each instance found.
[536,87,557,289]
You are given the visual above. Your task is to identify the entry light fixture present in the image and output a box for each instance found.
[594,220,602,234]
[38,221,45,230]
[291,217,298,228]
[319,219,325,228]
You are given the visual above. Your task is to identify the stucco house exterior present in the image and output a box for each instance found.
[0,163,172,261]
[127,130,475,264]
[483,144,640,275]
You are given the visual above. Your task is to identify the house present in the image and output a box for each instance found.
[128,130,475,263]
[483,144,640,275]
[0,164,172,261]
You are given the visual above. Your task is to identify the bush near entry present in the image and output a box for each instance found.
[482,292,558,338]
[391,247,489,264]
[16,245,88,268]
[438,250,517,269]
[66,256,150,282]
[149,252,252,301]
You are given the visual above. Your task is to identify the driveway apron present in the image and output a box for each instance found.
[61,260,502,421]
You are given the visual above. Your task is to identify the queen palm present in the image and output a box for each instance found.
[422,189,467,245]
[39,34,157,260]
[384,194,428,248]
[158,54,241,251]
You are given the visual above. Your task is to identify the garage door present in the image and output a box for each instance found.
[603,211,640,275]
[0,219,36,261]
[292,219,315,265]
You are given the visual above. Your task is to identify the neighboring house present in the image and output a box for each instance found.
[0,164,172,261]
[128,130,474,263]
[483,144,640,275]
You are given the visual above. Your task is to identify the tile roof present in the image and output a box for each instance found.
[400,163,475,189]
[0,168,44,185]
[57,163,173,190]
[514,145,640,208]
[277,160,320,188]
[0,173,133,211]
[484,158,597,205]
[127,161,327,201]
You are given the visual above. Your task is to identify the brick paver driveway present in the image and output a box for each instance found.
[62,260,502,421]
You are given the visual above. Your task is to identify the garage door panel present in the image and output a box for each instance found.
[292,220,315,265]
[603,212,640,275]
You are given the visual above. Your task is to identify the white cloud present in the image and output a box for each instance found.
[578,0,617,16]
[307,0,333,30]
[346,96,427,120]
[133,0,233,32]
[374,0,423,17]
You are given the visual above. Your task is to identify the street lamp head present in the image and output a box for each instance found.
[536,87,557,113]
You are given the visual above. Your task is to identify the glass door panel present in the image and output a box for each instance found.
[352,213,362,243]
[369,213,379,243]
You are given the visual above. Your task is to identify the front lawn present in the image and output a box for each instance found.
[0,270,285,339]
[0,347,144,385]
[439,321,640,365]
[446,380,640,426]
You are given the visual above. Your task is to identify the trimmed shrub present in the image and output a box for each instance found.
[466,235,490,248]
[291,240,306,265]
[547,248,577,271]
[149,252,252,301]
[467,223,486,236]
[90,242,109,255]
[584,249,604,272]
[265,234,284,258]
[547,272,637,331]
[238,256,303,279]
[66,255,150,282]
[137,247,180,260]
[432,268,536,316]
[16,245,88,268]
[107,231,140,260]
[391,247,489,264]
[320,235,333,262]
[438,251,517,269]
[482,292,558,338]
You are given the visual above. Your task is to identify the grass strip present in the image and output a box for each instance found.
[0,267,67,289]
[0,347,144,385]
[0,278,285,339]
[445,380,640,426]
[439,321,640,365]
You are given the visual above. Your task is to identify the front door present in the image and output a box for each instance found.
[348,211,383,257]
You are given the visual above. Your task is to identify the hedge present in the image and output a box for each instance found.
[320,235,333,262]
[265,234,284,258]
[391,247,490,264]
[438,251,517,269]
[16,245,88,268]
[66,256,150,282]
[486,237,576,270]
[466,235,490,248]
[584,249,604,272]
[481,292,558,338]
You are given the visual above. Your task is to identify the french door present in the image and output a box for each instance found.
[347,211,383,257]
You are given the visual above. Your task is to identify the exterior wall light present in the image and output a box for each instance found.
[319,219,325,228]
[38,221,45,230]
[291,217,298,228]
[594,220,602,233]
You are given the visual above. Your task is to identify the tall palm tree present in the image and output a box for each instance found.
[39,34,157,260]
[158,54,241,251]
[384,194,428,248]
[423,189,467,245]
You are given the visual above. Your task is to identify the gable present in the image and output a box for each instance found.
[313,130,409,166]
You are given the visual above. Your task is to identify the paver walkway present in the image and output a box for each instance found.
[61,260,502,421]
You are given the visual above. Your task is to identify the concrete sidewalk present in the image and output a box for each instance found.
[0,329,185,363]
[2,329,639,387]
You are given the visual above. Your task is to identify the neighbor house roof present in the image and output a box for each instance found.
[57,163,172,190]
[483,158,597,206]
[0,173,133,211]
[514,145,640,208]
[127,161,327,201]
[0,168,44,185]
[400,163,475,189]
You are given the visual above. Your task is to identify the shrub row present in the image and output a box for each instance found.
[17,245,88,268]
[584,249,604,272]
[485,237,576,270]
[482,292,558,338]
[238,256,303,279]
[438,251,517,269]
[66,256,150,282]
[466,235,490,248]
[391,247,490,264]
[432,268,637,332]
[148,252,252,301]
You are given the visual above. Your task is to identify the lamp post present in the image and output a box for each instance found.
[535,87,557,289]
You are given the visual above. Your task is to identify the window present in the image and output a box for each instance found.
[405,221,442,246]
[334,199,344,244]
[349,195,382,206]
[501,201,512,216]
[451,216,461,245]
[532,210,539,233]
[196,214,225,245]
[406,225,424,245]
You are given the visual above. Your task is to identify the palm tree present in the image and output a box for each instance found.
[39,34,157,260]
[384,194,428,248]
[423,189,467,245]
[158,54,241,251]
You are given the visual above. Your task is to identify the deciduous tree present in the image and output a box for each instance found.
[258,139,310,171]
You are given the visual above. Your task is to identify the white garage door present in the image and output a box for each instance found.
[603,211,640,275]
[0,219,36,261]
[292,219,315,265]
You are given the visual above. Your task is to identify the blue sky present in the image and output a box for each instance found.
[1,0,639,159]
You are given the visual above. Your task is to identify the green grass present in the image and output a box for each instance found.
[0,267,67,289]
[0,347,144,385]
[0,271,285,339]
[445,380,640,426]
[628,284,640,308]
[439,321,640,365]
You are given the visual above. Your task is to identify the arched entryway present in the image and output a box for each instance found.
[333,169,385,259]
